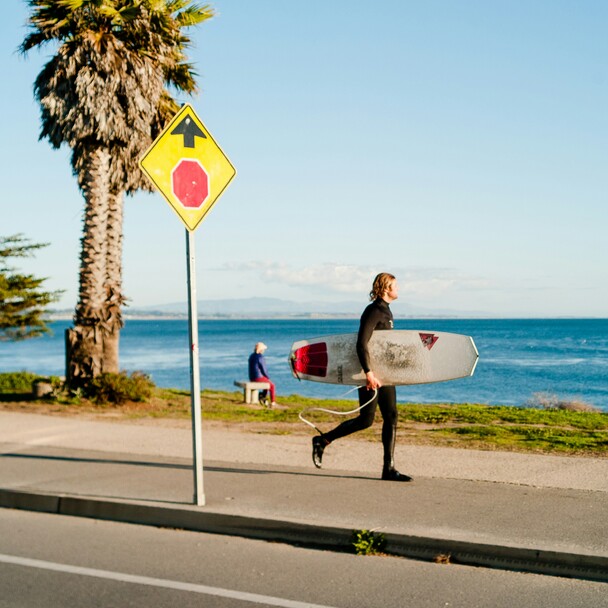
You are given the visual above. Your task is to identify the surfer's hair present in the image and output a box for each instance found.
[370,273,396,301]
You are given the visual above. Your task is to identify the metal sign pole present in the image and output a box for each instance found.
[140,105,235,509]
[186,228,205,506]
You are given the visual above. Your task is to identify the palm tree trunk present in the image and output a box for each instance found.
[102,190,125,374]
[66,148,111,388]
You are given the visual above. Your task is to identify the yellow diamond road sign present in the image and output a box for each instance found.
[139,104,236,232]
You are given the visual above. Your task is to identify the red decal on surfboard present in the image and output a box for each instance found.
[292,343,328,377]
[419,333,438,350]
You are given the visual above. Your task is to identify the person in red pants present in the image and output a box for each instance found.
[248,342,277,406]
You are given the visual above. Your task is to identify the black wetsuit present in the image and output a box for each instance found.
[323,298,398,472]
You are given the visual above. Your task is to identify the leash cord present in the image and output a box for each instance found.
[298,386,378,435]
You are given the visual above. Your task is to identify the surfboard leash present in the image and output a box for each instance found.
[298,387,378,435]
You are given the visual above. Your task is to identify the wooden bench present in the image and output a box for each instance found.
[234,380,271,404]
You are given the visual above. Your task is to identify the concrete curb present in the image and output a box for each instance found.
[1,487,606,583]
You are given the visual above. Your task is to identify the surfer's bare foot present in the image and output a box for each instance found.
[381,468,413,482]
[312,435,327,468]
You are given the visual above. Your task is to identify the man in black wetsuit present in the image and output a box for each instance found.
[311,272,412,482]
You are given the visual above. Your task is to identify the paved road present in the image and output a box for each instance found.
[2,509,607,608]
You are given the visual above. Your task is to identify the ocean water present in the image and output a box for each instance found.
[1,318,607,411]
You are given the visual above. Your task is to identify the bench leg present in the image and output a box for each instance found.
[238,384,268,405]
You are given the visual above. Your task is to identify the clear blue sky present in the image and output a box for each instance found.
[2,1,607,317]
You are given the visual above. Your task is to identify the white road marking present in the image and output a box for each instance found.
[0,553,335,608]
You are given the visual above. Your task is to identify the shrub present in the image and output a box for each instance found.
[351,529,387,556]
[87,371,155,405]
[525,392,559,410]
[0,371,40,393]
[554,400,600,413]
[525,392,599,413]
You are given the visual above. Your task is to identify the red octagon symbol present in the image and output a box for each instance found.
[171,159,209,209]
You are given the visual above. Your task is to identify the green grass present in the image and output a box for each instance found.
[434,425,608,453]
[398,402,608,430]
[1,373,607,456]
[176,391,608,455]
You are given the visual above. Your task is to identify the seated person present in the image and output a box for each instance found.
[248,342,276,406]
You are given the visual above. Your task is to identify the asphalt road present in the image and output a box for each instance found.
[1,509,607,608]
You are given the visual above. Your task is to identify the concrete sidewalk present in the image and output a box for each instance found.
[1,411,607,582]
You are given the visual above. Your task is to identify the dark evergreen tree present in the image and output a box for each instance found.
[0,234,62,341]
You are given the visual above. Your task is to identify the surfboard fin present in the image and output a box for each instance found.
[289,354,302,381]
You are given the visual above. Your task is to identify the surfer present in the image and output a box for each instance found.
[248,342,277,407]
[311,273,412,481]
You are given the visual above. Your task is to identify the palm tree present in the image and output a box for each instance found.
[21,0,214,387]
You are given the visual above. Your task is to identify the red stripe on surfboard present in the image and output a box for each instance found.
[292,343,328,377]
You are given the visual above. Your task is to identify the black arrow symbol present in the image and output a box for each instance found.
[171,116,207,148]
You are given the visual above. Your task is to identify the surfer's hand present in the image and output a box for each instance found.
[366,371,381,390]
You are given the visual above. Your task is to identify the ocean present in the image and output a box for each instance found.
[1,318,607,411]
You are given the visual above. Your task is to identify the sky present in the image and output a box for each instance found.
[1,1,607,317]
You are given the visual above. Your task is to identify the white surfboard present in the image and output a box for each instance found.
[289,330,478,386]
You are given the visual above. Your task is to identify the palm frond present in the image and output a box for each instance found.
[23,0,214,176]
[98,4,120,19]
[57,0,86,9]
[175,4,214,27]
[116,5,141,21]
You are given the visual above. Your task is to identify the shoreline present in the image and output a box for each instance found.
[45,312,608,321]
[4,318,608,412]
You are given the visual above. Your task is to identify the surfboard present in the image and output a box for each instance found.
[289,330,479,386]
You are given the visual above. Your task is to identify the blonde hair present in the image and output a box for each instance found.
[369,273,396,301]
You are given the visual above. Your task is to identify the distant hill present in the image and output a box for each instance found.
[47,297,487,320]
[127,297,485,318]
